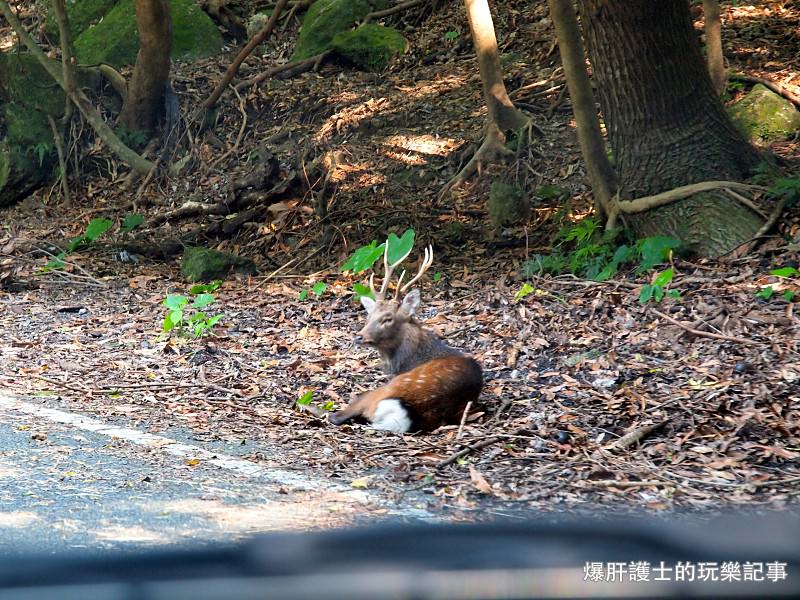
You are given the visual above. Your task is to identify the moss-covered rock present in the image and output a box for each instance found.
[293,0,375,61]
[181,246,256,282]
[74,0,224,68]
[332,24,407,71]
[728,84,800,144]
[0,52,65,116]
[488,182,530,227]
[0,143,50,208]
[45,0,118,41]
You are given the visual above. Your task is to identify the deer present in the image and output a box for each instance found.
[328,243,483,433]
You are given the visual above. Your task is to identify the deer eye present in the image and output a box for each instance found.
[380,316,393,325]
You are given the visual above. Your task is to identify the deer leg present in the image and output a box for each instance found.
[328,394,371,425]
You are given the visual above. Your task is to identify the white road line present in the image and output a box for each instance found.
[0,392,436,521]
[0,392,328,486]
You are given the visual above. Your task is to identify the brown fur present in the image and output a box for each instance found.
[329,355,483,432]
[356,289,459,375]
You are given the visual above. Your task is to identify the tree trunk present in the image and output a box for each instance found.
[547,0,616,217]
[578,0,763,256]
[119,0,172,133]
[703,0,725,96]
[464,0,527,131]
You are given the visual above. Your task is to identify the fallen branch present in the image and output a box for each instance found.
[201,0,290,109]
[436,434,503,468]
[651,308,759,345]
[577,479,673,489]
[364,0,425,23]
[729,72,800,108]
[235,50,332,91]
[594,420,669,457]
[47,116,71,206]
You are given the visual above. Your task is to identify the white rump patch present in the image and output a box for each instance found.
[371,399,412,433]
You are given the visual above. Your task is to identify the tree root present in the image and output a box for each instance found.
[605,180,769,231]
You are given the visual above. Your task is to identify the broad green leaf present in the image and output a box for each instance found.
[163,312,176,332]
[296,390,314,406]
[164,294,188,310]
[342,241,386,273]
[187,312,207,323]
[386,229,415,265]
[121,214,144,232]
[46,252,66,270]
[770,267,799,278]
[433,271,442,282]
[652,267,674,288]
[207,314,223,327]
[192,293,216,308]
[321,400,335,411]
[667,290,682,300]
[189,280,222,294]
[639,284,654,304]
[639,236,680,272]
[83,218,114,242]
[756,286,774,300]
[352,283,373,300]
[312,282,327,297]
[653,286,665,303]
[783,290,797,302]
[298,289,309,301]
[514,283,535,302]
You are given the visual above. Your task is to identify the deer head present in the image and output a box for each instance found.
[355,243,433,352]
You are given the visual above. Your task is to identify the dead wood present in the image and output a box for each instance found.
[650,308,759,345]
[202,0,290,109]
[730,72,800,108]
[594,420,669,457]
[236,50,333,91]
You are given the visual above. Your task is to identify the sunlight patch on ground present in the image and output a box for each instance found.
[94,525,169,544]
[154,493,372,531]
[0,511,38,528]
[393,76,466,99]
[381,134,461,165]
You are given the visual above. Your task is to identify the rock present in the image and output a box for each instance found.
[488,182,530,227]
[246,11,271,40]
[44,0,118,41]
[292,0,387,61]
[74,0,225,68]
[0,144,49,209]
[332,24,408,71]
[181,246,256,282]
[727,83,800,144]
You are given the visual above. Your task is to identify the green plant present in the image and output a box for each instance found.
[161,280,223,338]
[121,213,145,232]
[30,142,54,167]
[756,266,799,302]
[443,30,459,42]
[514,283,535,302]
[296,389,335,412]
[342,229,417,299]
[523,216,680,283]
[298,281,327,301]
[44,217,114,270]
[639,268,680,304]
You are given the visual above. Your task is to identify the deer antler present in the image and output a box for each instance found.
[369,239,415,299]
[398,245,434,294]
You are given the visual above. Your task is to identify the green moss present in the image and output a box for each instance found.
[181,246,256,282]
[728,84,800,144]
[488,182,530,227]
[332,24,407,71]
[0,52,65,116]
[292,0,372,61]
[0,142,50,208]
[45,0,119,40]
[74,0,224,68]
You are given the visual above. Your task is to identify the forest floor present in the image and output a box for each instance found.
[0,0,799,523]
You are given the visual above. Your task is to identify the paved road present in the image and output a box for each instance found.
[0,392,430,556]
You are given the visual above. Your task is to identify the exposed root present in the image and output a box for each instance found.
[437,123,511,199]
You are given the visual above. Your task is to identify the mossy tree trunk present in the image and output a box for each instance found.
[578,0,765,256]
[119,0,172,134]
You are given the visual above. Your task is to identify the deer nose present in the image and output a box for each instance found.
[354,335,364,345]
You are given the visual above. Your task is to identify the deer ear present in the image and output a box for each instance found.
[360,295,376,313]
[401,289,421,315]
